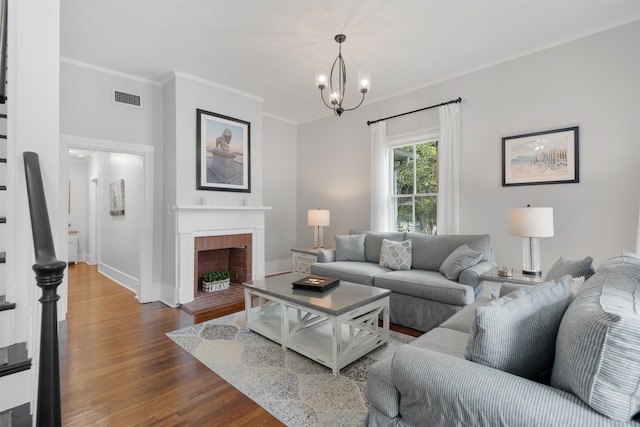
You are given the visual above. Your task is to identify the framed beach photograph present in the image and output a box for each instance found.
[196,109,251,192]
[502,126,579,187]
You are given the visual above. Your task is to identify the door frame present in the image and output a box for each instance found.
[60,134,155,304]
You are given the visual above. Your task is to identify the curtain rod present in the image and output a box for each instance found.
[366,97,462,126]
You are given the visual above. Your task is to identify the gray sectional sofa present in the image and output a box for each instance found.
[310,231,497,332]
[365,252,640,426]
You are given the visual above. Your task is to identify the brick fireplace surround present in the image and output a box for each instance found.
[194,234,252,292]
[173,205,270,306]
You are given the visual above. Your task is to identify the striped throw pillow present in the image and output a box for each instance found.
[551,255,640,421]
[465,276,571,379]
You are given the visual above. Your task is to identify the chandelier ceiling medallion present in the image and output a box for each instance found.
[316,34,370,117]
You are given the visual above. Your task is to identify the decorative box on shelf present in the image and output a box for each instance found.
[201,279,231,293]
[201,270,231,292]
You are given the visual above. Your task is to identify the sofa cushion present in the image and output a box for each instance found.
[364,231,406,263]
[439,244,483,280]
[550,254,640,421]
[309,261,389,286]
[465,276,571,379]
[335,233,366,262]
[409,327,470,359]
[365,356,400,418]
[544,256,595,281]
[440,298,492,334]
[374,270,475,306]
[408,233,491,271]
[379,239,412,271]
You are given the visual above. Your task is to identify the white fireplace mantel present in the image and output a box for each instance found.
[174,204,272,304]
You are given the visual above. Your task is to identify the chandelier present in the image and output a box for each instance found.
[316,34,370,116]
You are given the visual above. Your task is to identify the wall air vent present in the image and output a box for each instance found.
[112,88,142,108]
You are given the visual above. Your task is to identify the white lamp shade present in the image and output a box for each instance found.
[507,207,554,237]
[308,209,330,227]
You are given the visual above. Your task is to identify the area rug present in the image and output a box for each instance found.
[166,311,414,427]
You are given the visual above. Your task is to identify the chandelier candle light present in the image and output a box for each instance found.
[308,209,330,249]
[316,34,370,116]
[507,206,554,277]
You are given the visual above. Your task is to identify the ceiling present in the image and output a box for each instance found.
[60,0,640,124]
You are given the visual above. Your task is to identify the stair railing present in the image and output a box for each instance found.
[23,151,66,427]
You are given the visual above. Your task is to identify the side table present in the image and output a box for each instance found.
[481,269,543,298]
[291,248,322,274]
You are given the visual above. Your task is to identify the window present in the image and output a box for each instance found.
[390,132,438,234]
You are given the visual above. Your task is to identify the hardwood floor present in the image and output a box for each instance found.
[60,263,282,426]
[60,263,422,426]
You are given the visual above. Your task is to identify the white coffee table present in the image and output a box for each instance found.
[242,272,390,375]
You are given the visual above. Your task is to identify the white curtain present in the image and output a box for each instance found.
[437,103,461,235]
[370,121,389,231]
[636,206,640,254]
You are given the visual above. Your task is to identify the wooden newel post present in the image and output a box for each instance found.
[33,261,66,427]
[23,151,67,427]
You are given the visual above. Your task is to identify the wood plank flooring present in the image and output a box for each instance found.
[60,263,422,426]
[60,263,281,426]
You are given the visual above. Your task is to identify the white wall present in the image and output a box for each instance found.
[173,73,264,206]
[60,61,164,289]
[298,21,640,270]
[88,152,143,293]
[7,0,60,410]
[263,115,298,273]
[68,159,88,259]
[160,73,266,303]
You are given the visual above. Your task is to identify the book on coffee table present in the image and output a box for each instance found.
[291,275,340,292]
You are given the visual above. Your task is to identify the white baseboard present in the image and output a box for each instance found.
[160,282,178,308]
[98,263,139,294]
[266,258,293,276]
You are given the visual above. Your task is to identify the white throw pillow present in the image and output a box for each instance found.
[379,239,412,271]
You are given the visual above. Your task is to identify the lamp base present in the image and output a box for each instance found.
[521,236,542,278]
[312,226,324,249]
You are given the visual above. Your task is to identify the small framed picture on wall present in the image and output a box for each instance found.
[502,126,579,187]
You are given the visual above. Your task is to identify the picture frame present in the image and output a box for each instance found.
[502,126,579,187]
[109,179,125,216]
[196,109,251,192]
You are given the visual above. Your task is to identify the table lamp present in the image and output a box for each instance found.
[308,209,330,248]
[507,206,554,276]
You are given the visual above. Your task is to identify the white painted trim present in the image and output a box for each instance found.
[173,71,264,102]
[160,282,179,308]
[59,134,155,304]
[263,112,297,126]
[0,370,31,412]
[98,262,140,294]
[60,57,163,86]
[265,258,293,276]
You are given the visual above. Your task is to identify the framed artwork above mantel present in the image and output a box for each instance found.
[502,126,579,187]
[196,108,251,193]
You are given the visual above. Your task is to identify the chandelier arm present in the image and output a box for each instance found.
[340,92,367,113]
[330,54,346,105]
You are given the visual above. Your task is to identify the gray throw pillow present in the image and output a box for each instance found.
[335,234,366,262]
[379,239,412,271]
[544,256,595,281]
[439,244,483,280]
[551,255,640,421]
[465,275,572,379]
